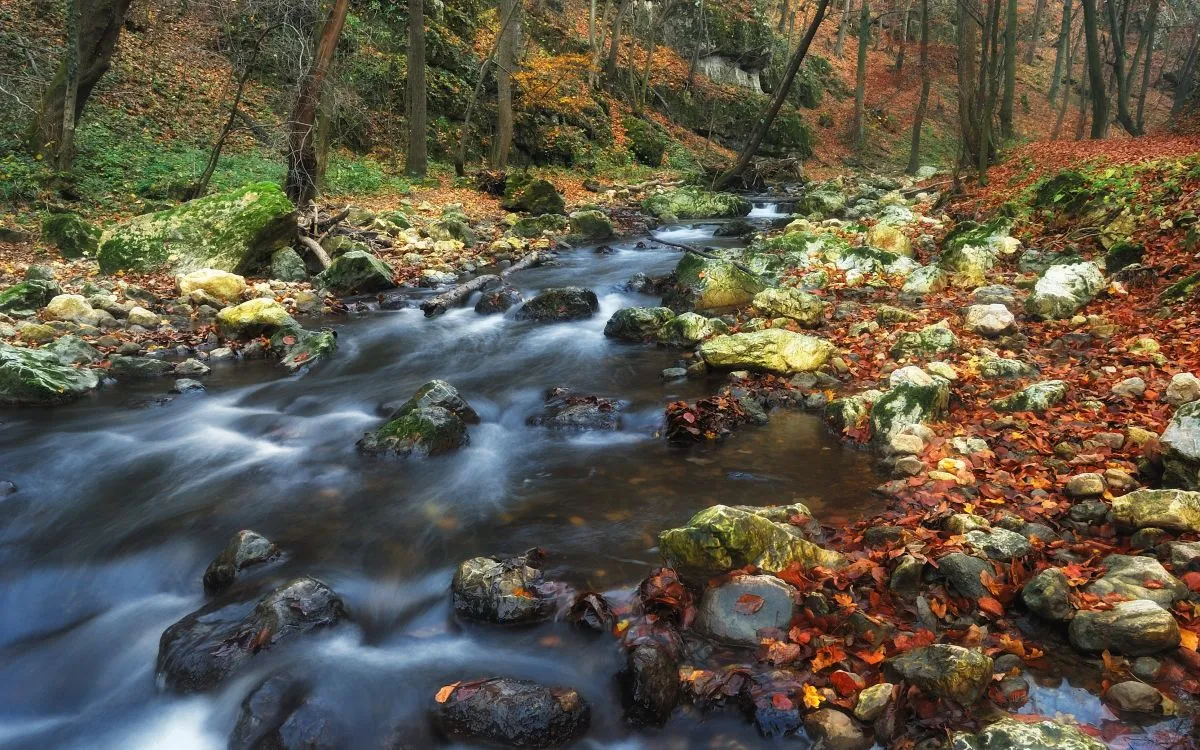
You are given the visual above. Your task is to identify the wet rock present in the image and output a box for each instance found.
[567,209,614,241]
[883,644,993,706]
[0,342,100,405]
[203,530,280,595]
[172,378,205,393]
[963,304,1015,336]
[641,187,750,221]
[951,717,1106,750]
[803,708,871,750]
[358,405,468,457]
[1068,599,1180,656]
[1111,488,1200,532]
[699,329,834,375]
[1025,262,1105,320]
[528,388,622,431]
[44,335,102,365]
[432,678,589,748]
[713,218,756,237]
[1086,554,1187,608]
[604,306,676,341]
[474,285,523,314]
[991,380,1067,412]
[230,672,307,750]
[854,682,894,722]
[661,367,687,381]
[662,252,766,312]
[937,552,991,599]
[156,576,347,693]
[109,355,175,380]
[965,527,1031,561]
[271,328,337,372]
[621,643,680,726]
[451,549,555,624]
[1105,681,1165,714]
[217,299,298,340]
[1022,568,1072,621]
[275,697,349,749]
[1132,656,1162,680]
[751,288,824,327]
[658,503,845,579]
[1162,401,1200,490]
[516,287,599,322]
[568,592,615,632]
[695,574,796,646]
[316,250,397,295]
[1166,372,1200,406]
[890,320,959,360]
[655,311,728,347]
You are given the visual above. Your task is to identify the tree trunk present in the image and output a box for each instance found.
[1052,19,1078,138]
[906,0,930,173]
[605,0,631,80]
[453,0,522,175]
[1105,0,1136,134]
[1135,0,1159,133]
[779,0,791,34]
[30,0,131,158]
[957,0,982,171]
[285,0,350,204]
[835,0,852,56]
[1079,0,1106,138]
[1048,0,1071,104]
[998,0,1018,139]
[1075,51,1090,139]
[1025,0,1044,63]
[407,0,428,175]
[57,0,80,171]
[491,0,521,168]
[895,0,911,73]
[977,0,1001,181]
[1172,29,1200,117]
[853,0,870,149]
[716,0,831,188]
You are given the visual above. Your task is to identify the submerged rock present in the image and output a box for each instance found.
[604,306,676,341]
[641,187,750,221]
[883,644,993,706]
[695,574,796,646]
[475,285,523,314]
[658,503,845,579]
[432,678,589,748]
[699,329,834,375]
[357,405,468,457]
[0,342,100,405]
[203,530,280,595]
[1068,599,1180,656]
[156,576,347,693]
[528,387,622,431]
[662,252,766,312]
[1111,488,1200,532]
[451,549,556,624]
[516,287,599,322]
[951,717,1106,750]
[229,672,307,750]
[271,328,337,372]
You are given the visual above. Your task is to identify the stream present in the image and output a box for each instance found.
[0,203,1145,747]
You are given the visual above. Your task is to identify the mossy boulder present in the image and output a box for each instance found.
[824,390,882,433]
[388,380,480,424]
[662,252,766,312]
[97,182,297,274]
[641,188,751,221]
[358,381,477,458]
[604,306,676,341]
[270,328,337,372]
[991,380,1068,412]
[938,243,996,288]
[797,181,847,217]
[511,213,569,238]
[1105,241,1144,274]
[501,175,566,215]
[177,268,247,303]
[0,279,61,317]
[1025,262,1105,320]
[516,287,600,322]
[659,504,846,578]
[883,645,992,706]
[866,224,912,258]
[869,375,950,441]
[41,212,100,259]
[751,288,824,327]
[269,248,308,282]
[568,210,615,242]
[890,321,959,360]
[700,329,834,374]
[322,234,368,258]
[624,116,668,166]
[0,342,100,405]
[216,298,298,340]
[901,265,948,296]
[316,250,396,295]
[655,312,729,346]
[109,355,175,380]
[951,718,1106,750]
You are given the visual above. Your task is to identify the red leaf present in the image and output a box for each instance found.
[734,594,765,614]
[978,597,1005,618]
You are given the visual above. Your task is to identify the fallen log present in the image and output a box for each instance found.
[500,250,543,278]
[421,251,544,318]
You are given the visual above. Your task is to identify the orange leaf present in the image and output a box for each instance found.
[978,597,1004,618]
[435,682,460,703]
[1182,629,1199,652]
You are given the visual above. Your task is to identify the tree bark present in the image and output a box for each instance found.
[998,0,1018,139]
[453,0,522,175]
[853,0,870,149]
[895,0,911,73]
[835,0,852,56]
[605,0,631,80]
[285,0,350,204]
[1052,19,1078,138]
[1048,0,1071,104]
[957,0,982,171]
[1079,0,1106,138]
[30,0,131,158]
[716,0,831,189]
[1135,0,1159,133]
[1172,29,1200,117]
[906,0,930,173]
[491,0,521,168]
[1025,0,1044,63]
[1105,0,1136,135]
[57,0,80,171]
[406,0,428,175]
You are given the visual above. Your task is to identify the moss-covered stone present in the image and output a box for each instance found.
[604,306,676,341]
[797,181,847,217]
[0,279,61,317]
[269,248,308,282]
[1161,401,1200,490]
[501,175,566,215]
[655,312,728,346]
[516,287,600,322]
[875,304,918,325]
[752,288,824,327]
[1105,241,1144,274]
[177,268,247,303]
[883,645,992,706]
[869,376,950,441]
[1162,271,1200,304]
[952,718,1105,750]
[316,250,396,295]
[642,188,751,221]
[41,212,100,259]
[356,405,469,457]
[97,182,297,274]
[216,298,298,340]
[901,265,948,296]
[567,210,614,242]
[1025,262,1105,320]
[824,390,882,433]
[389,380,480,424]
[271,328,337,372]
[322,235,369,258]
[623,116,668,166]
[663,252,766,312]
[658,504,846,578]
[890,321,959,359]
[938,243,996,288]
[0,342,100,404]
[991,380,1068,412]
[700,329,834,374]
[109,355,174,380]
[511,213,569,238]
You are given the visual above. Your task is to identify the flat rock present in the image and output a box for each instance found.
[695,574,796,646]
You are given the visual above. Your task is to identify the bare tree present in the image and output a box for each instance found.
[853,0,870,149]
[1105,0,1137,134]
[1079,0,1106,137]
[1048,0,1072,104]
[906,0,931,172]
[453,0,522,175]
[999,0,1017,139]
[1025,0,1045,63]
[1136,0,1160,132]
[407,0,428,175]
[57,0,80,171]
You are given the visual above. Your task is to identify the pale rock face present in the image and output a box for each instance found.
[178,269,247,303]
[127,306,160,328]
[1166,372,1200,406]
[1162,402,1200,490]
[963,303,1015,337]
[1111,488,1200,532]
[42,294,94,323]
[1025,262,1105,320]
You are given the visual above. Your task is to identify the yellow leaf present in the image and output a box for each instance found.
[1182,629,1198,652]
[802,683,823,709]
[435,682,459,703]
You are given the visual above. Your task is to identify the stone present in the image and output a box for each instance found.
[1111,376,1147,399]
[99,182,296,273]
[901,264,947,296]
[695,574,797,646]
[42,294,94,323]
[217,299,297,340]
[1159,541,1200,570]
[937,552,991,598]
[803,709,871,750]
[202,530,279,595]
[699,329,834,375]
[1162,401,1200,490]
[1086,554,1187,608]
[621,643,680,727]
[887,433,925,455]
[604,306,676,341]
[1105,681,1165,714]
[963,304,1016,337]
[883,644,993,705]
[662,252,766,312]
[889,555,923,593]
[567,209,614,241]
[751,288,824,327]
[1025,262,1105,320]
[1069,599,1180,655]
[991,380,1068,412]
[0,341,100,404]
[854,682,894,722]
[501,176,566,215]
[971,284,1019,309]
[451,549,555,624]
[965,527,1032,561]
[528,388,622,431]
[661,367,688,381]
[658,503,845,578]
[41,211,100,258]
[516,287,599,322]
[43,335,102,365]
[156,577,346,693]
[876,304,918,324]
[951,718,1106,750]
[475,285,523,314]
[890,320,959,359]
[270,247,308,281]
[1111,489,1200,535]
[641,187,751,221]
[229,672,307,750]
[867,223,913,258]
[1065,472,1106,499]
[316,250,396,295]
[359,381,476,457]
[976,355,1037,380]
[869,376,951,442]
[797,181,847,217]
[126,306,159,327]
[1022,568,1072,621]
[110,355,174,380]
[0,278,62,316]
[1166,372,1200,406]
[177,269,247,303]
[893,455,924,476]
[655,312,727,347]
[432,678,589,749]
[511,213,568,238]
[1132,656,1162,680]
[272,328,337,372]
[172,378,205,393]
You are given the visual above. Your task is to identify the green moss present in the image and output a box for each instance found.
[663,252,766,311]
[0,279,61,316]
[316,250,397,295]
[511,213,569,238]
[623,116,668,167]
[41,212,100,258]
[271,328,337,371]
[1163,272,1200,304]
[501,174,565,215]
[642,188,751,221]
[1105,241,1144,274]
[604,306,676,341]
[0,342,100,405]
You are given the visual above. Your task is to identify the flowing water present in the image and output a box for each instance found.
[0,202,1159,748]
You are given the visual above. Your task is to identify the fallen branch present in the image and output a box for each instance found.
[297,235,332,270]
[500,250,543,277]
[315,207,350,243]
[421,251,544,318]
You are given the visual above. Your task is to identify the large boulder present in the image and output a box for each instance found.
[1025,262,1105,320]
[1068,599,1180,656]
[991,380,1067,412]
[883,644,993,705]
[604,306,676,341]
[42,211,100,258]
[217,298,298,340]
[516,287,599,322]
[641,187,751,221]
[432,678,589,748]
[655,312,728,347]
[752,288,824,327]
[270,247,308,282]
[177,268,247,303]
[0,342,100,405]
[700,329,834,375]
[502,176,566,215]
[202,530,279,595]
[797,181,847,218]
[868,374,951,442]
[696,574,797,646]
[568,209,615,241]
[658,503,846,578]
[1111,488,1200,532]
[867,224,913,258]
[951,718,1106,750]
[1162,401,1200,490]
[890,320,958,360]
[98,182,297,273]
[0,278,61,316]
[156,577,347,693]
[451,549,555,624]
[662,253,766,312]
[357,380,476,457]
[315,250,396,295]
